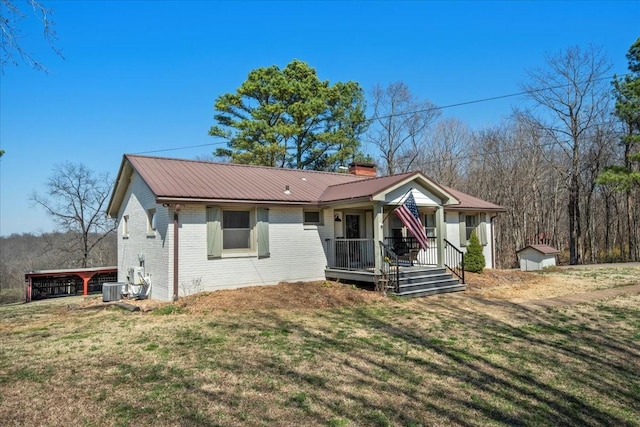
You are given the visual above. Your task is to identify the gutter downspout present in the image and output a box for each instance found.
[173,204,182,301]
[490,214,498,269]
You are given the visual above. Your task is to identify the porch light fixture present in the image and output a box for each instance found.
[334,215,342,222]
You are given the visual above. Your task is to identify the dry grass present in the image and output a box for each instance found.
[1,267,639,426]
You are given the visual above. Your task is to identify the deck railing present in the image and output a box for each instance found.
[379,241,399,293]
[325,238,376,271]
[444,238,465,283]
[383,236,438,265]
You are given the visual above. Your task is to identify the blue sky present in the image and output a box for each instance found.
[1,1,638,236]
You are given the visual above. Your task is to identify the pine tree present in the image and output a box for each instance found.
[464,230,485,273]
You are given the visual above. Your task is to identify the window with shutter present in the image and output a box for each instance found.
[207,207,269,258]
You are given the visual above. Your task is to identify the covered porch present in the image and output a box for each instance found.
[323,236,465,296]
[319,176,466,296]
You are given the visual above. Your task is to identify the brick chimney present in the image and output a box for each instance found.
[348,163,377,177]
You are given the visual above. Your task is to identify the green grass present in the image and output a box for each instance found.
[0,268,639,426]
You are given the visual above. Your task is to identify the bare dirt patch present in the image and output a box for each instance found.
[71,280,389,314]
[464,267,640,302]
[69,266,640,315]
[175,280,389,313]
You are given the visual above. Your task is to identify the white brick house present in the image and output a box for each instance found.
[107,155,504,301]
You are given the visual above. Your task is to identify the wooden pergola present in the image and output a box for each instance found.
[24,266,117,302]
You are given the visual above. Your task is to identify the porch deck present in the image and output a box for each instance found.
[325,265,466,297]
[324,237,466,296]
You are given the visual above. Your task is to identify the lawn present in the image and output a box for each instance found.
[0,267,639,426]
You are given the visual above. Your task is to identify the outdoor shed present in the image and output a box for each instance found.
[24,267,117,302]
[516,245,560,271]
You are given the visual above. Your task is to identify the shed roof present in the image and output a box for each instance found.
[516,244,560,255]
[107,154,504,216]
[25,266,118,278]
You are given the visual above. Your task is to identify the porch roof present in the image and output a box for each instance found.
[318,171,459,206]
[439,185,506,212]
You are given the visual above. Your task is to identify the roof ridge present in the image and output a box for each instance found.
[125,154,367,177]
[323,170,416,190]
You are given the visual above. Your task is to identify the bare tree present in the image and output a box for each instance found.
[418,118,470,187]
[1,0,63,72]
[367,81,440,175]
[520,45,612,264]
[30,163,116,267]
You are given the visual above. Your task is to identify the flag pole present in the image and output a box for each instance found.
[381,187,414,225]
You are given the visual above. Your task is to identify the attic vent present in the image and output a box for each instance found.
[103,283,122,302]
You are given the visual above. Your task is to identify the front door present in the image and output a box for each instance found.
[345,214,361,238]
[344,214,365,267]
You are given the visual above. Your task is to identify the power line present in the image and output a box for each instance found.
[134,141,227,155]
[417,141,558,167]
[134,72,630,156]
[368,73,630,123]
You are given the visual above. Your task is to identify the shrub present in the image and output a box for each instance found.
[464,230,485,273]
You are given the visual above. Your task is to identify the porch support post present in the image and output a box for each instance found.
[436,206,445,268]
[373,202,384,273]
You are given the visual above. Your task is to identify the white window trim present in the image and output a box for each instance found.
[424,212,436,239]
[465,214,478,243]
[222,208,255,253]
[460,213,487,246]
[122,215,129,239]
[303,209,323,226]
[147,208,157,236]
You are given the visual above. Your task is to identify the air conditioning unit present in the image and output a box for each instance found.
[103,282,123,302]
[127,267,144,285]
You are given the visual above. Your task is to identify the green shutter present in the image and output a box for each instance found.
[206,207,222,258]
[257,208,270,258]
[476,213,488,246]
[459,214,467,246]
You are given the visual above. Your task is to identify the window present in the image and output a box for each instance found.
[207,207,269,258]
[424,213,436,238]
[391,215,404,240]
[122,215,129,237]
[303,210,322,225]
[460,213,487,246]
[465,214,478,242]
[222,210,252,250]
[147,208,156,234]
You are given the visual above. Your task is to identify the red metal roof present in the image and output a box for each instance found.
[25,266,118,278]
[127,154,366,203]
[439,185,505,212]
[318,172,418,203]
[108,155,504,213]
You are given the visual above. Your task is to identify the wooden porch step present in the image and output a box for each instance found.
[397,273,455,285]
[391,266,464,297]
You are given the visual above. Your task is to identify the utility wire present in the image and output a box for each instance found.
[135,141,227,155]
[134,72,631,156]
[368,73,629,123]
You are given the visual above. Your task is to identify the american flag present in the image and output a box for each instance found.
[395,192,429,250]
